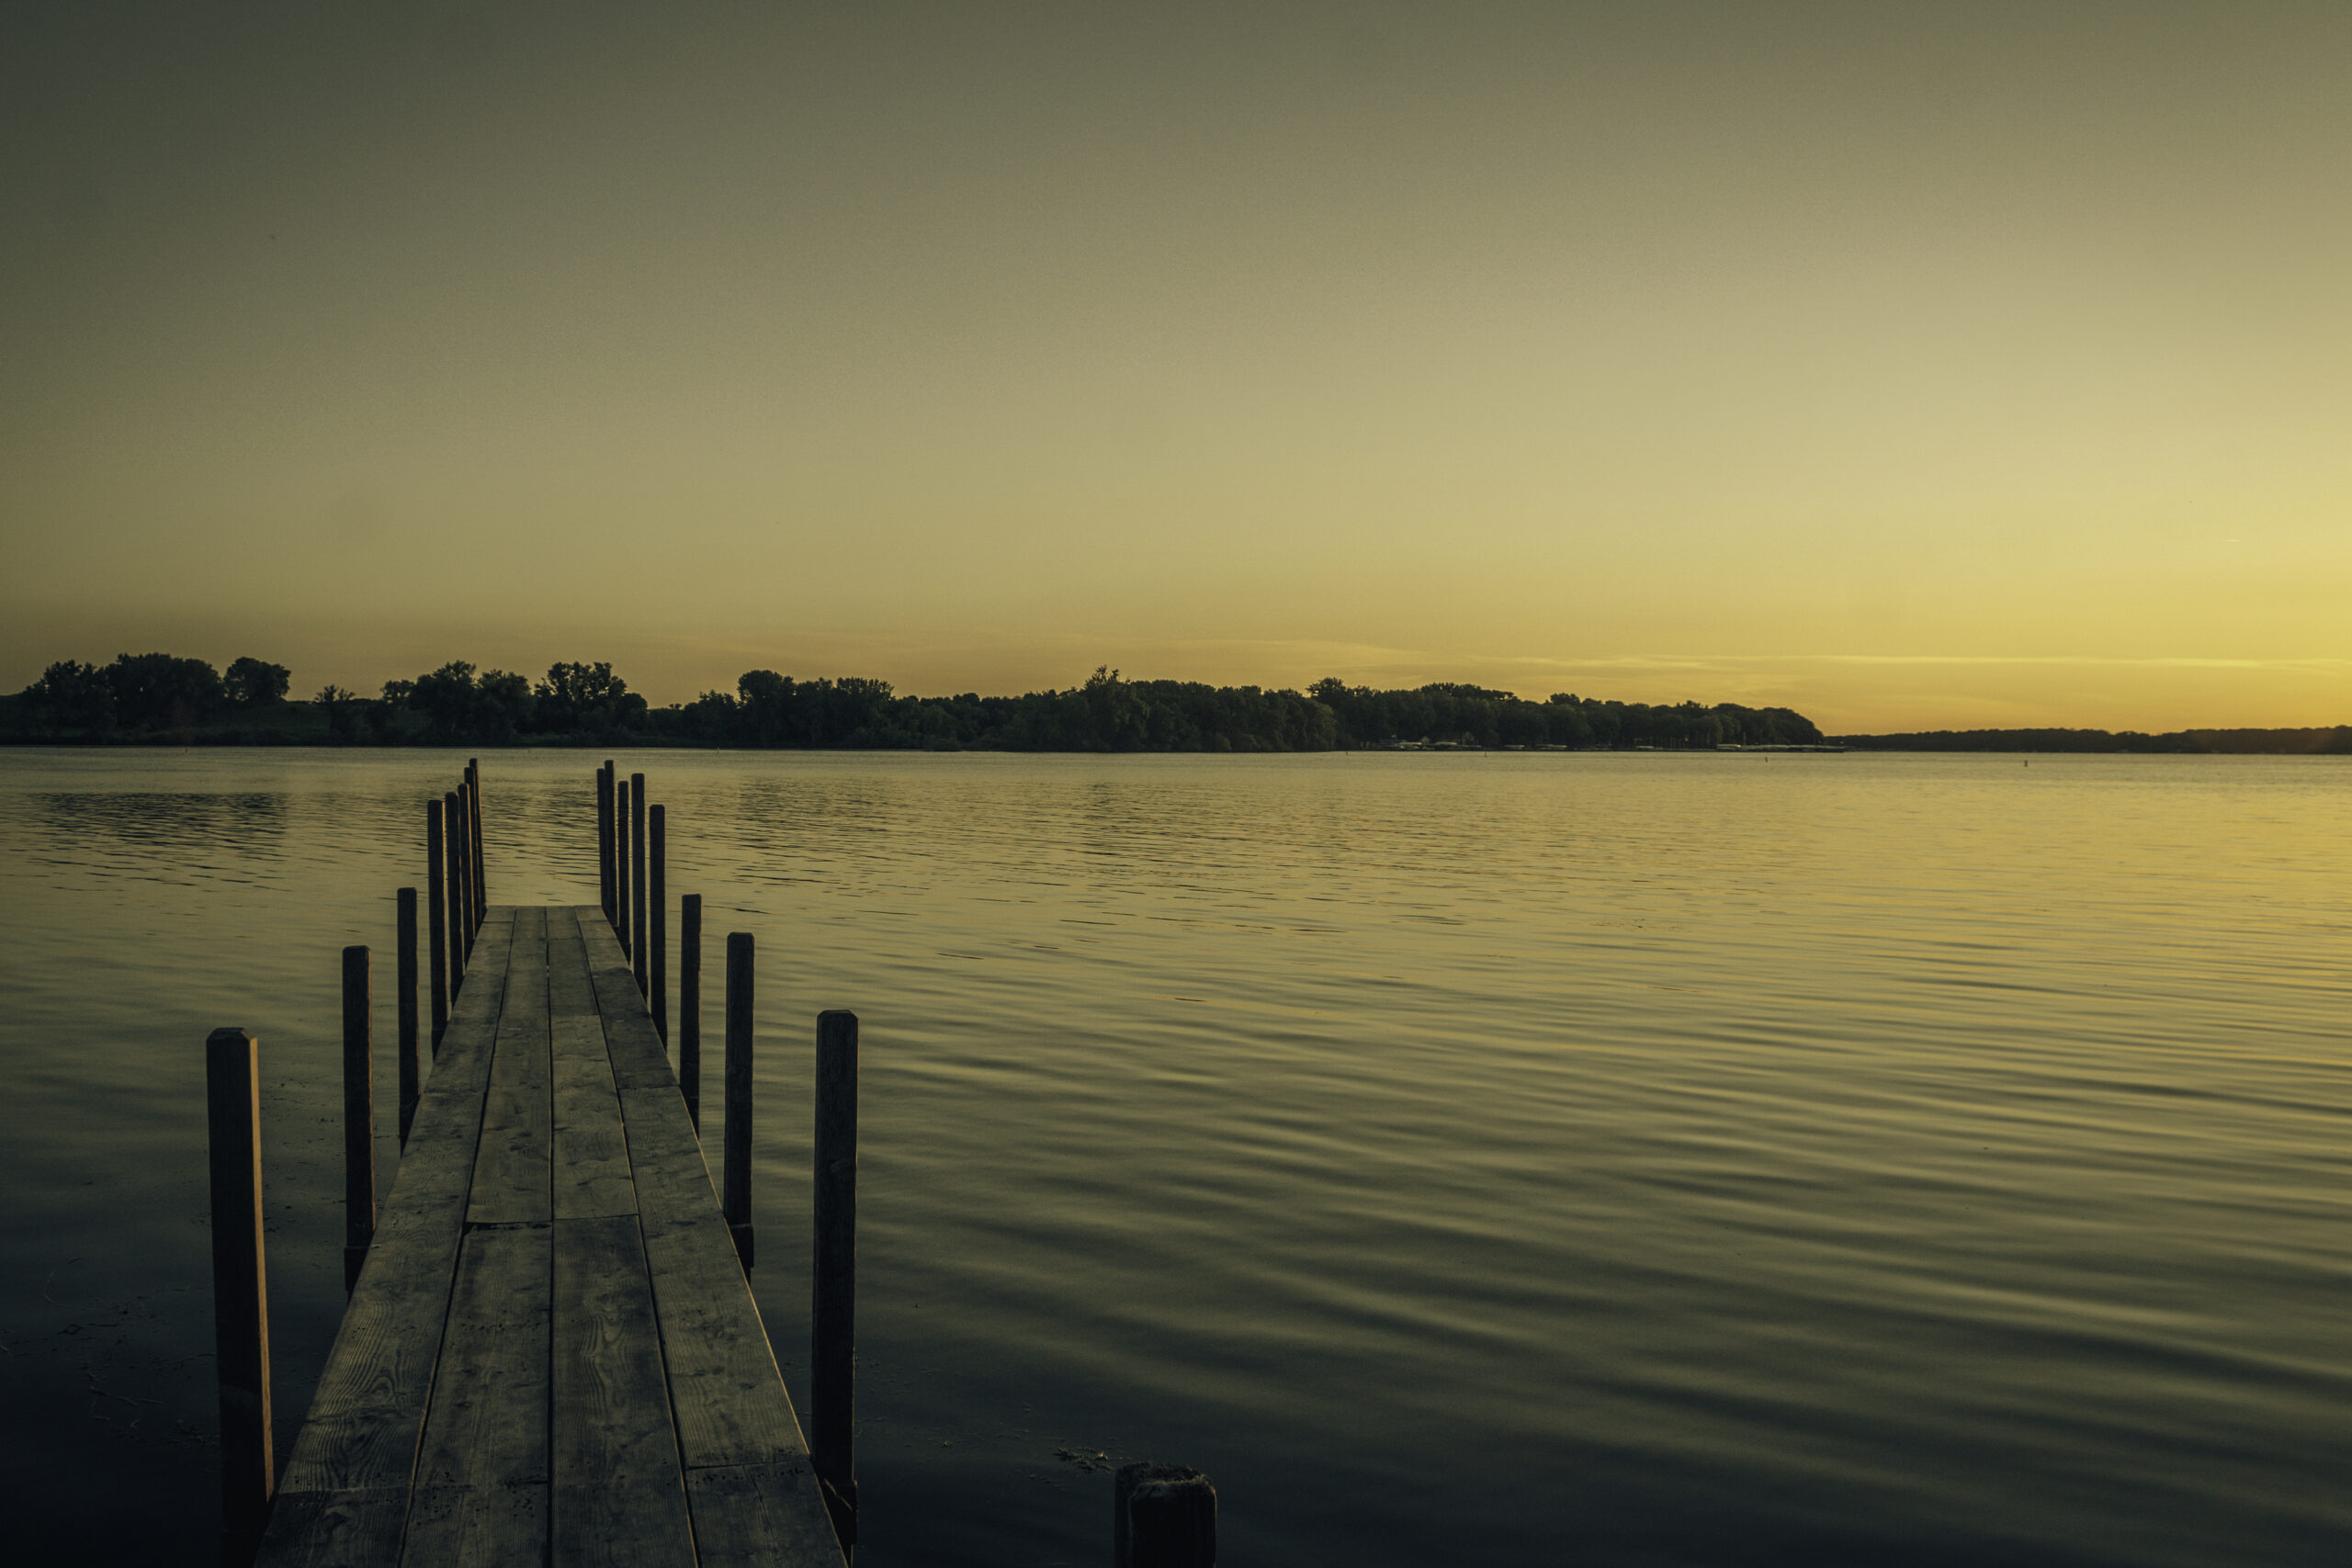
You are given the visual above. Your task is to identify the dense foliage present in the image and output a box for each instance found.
[17,652,291,739]
[6,653,1831,750]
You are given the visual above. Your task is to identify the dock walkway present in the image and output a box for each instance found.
[257,905,844,1567]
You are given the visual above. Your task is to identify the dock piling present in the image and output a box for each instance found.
[722,932,753,1268]
[342,945,375,1294]
[1114,1463,1216,1568]
[426,805,448,1053]
[395,888,419,1146]
[615,776,631,957]
[450,786,475,965]
[597,763,616,927]
[814,1009,859,1549]
[204,1027,274,1564]
[680,894,702,1132]
[445,793,469,987]
[631,772,648,996]
[651,805,668,1044]
[466,759,484,917]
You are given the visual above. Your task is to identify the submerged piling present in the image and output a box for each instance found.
[205,1027,274,1564]
[1114,1464,1216,1568]
[723,933,753,1267]
[680,894,702,1132]
[814,1009,859,1550]
[342,945,375,1293]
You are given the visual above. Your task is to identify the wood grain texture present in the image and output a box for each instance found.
[549,910,637,1219]
[619,1081,812,1471]
[400,1483,548,1568]
[583,915,673,1090]
[255,1488,412,1568]
[552,1213,695,1567]
[469,908,550,1227]
[411,1225,550,1489]
[686,1462,850,1568]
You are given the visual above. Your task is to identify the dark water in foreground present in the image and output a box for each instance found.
[1,749,2346,1565]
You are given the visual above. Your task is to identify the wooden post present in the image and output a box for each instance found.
[445,792,469,983]
[205,1027,274,1562]
[467,758,484,918]
[396,888,419,1146]
[342,945,375,1294]
[680,894,702,1133]
[722,933,753,1267]
[813,1009,859,1549]
[426,802,448,1053]
[614,776,631,958]
[1114,1464,1216,1568]
[597,763,616,927]
[458,779,479,949]
[650,804,668,1045]
[631,772,649,997]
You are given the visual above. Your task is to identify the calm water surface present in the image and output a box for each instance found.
[1,749,2346,1565]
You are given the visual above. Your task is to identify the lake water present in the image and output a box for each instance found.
[1,748,2346,1565]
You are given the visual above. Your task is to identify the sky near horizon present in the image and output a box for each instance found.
[3,3,2346,731]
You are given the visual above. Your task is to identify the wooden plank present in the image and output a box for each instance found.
[411,1224,550,1488]
[255,1489,412,1568]
[583,910,672,1089]
[400,1484,548,1568]
[686,1463,848,1568]
[551,1213,695,1567]
[549,909,638,1220]
[257,914,515,1564]
[617,1082,811,1471]
[469,908,550,1227]
[402,1218,550,1565]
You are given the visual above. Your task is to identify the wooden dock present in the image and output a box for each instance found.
[254,903,846,1567]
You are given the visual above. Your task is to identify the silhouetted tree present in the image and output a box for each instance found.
[25,660,116,738]
[223,657,292,707]
[106,652,222,734]
[314,684,366,743]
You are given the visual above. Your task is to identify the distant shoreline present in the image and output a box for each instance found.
[9,655,2345,754]
[1830,726,2352,755]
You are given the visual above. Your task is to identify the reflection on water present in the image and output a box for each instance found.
[1,748,2347,1565]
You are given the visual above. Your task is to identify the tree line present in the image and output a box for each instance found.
[6,653,1828,750]
[1833,726,2352,754]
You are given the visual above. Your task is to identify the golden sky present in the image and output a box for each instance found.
[4,3,2346,731]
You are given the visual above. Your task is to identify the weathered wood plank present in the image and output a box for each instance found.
[469,908,550,1227]
[549,910,637,1220]
[261,914,514,1549]
[686,1462,849,1568]
[551,1213,695,1567]
[583,910,672,1089]
[255,1488,412,1568]
[617,1082,812,1471]
[399,1483,548,1568]
[411,1224,550,1489]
